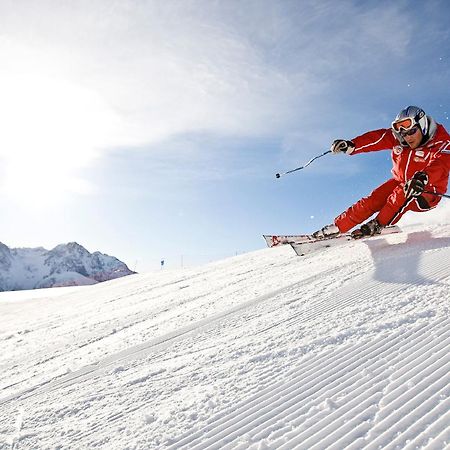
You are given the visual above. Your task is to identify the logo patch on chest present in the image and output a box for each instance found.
[393,145,403,155]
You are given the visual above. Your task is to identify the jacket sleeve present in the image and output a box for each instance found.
[424,126,450,185]
[350,128,398,155]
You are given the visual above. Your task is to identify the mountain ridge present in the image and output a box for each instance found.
[0,241,136,291]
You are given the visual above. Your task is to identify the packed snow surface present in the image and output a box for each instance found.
[0,223,449,449]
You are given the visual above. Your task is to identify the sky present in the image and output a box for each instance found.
[0,0,450,271]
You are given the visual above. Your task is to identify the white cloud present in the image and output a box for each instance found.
[0,1,416,143]
[0,0,418,202]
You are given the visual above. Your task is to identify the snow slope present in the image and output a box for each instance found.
[0,223,449,449]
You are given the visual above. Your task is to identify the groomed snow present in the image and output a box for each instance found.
[0,223,449,449]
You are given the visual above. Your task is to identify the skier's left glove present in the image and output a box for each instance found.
[404,171,428,198]
[330,139,355,155]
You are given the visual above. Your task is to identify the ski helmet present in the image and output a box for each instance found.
[391,106,434,145]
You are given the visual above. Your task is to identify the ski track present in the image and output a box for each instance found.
[168,317,450,450]
[0,225,449,449]
[0,273,327,406]
[0,243,351,407]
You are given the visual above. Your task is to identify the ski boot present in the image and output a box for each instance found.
[351,219,383,240]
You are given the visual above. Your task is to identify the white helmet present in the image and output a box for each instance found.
[391,106,436,146]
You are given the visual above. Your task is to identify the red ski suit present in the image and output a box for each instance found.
[334,123,450,233]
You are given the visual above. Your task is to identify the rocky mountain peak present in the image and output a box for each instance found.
[0,242,136,292]
[0,242,12,270]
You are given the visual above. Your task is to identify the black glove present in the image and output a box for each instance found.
[404,171,429,198]
[331,139,355,154]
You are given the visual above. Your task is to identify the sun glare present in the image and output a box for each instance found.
[0,73,119,207]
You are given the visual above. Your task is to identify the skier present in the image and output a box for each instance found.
[313,106,450,239]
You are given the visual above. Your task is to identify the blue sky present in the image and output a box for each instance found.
[1,0,449,271]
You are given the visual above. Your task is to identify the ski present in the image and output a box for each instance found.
[264,225,401,249]
[263,234,314,247]
[290,225,401,256]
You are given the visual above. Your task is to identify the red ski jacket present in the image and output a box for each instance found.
[350,123,450,194]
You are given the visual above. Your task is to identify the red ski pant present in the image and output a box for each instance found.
[334,178,441,233]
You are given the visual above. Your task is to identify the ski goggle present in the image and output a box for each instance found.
[399,125,420,137]
[392,117,415,132]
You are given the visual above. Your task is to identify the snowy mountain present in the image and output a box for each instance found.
[0,242,135,291]
[0,222,449,449]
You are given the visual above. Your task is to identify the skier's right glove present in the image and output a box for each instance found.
[331,139,355,155]
[403,171,429,198]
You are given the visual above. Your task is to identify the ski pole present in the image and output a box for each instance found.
[424,190,450,199]
[275,150,332,179]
